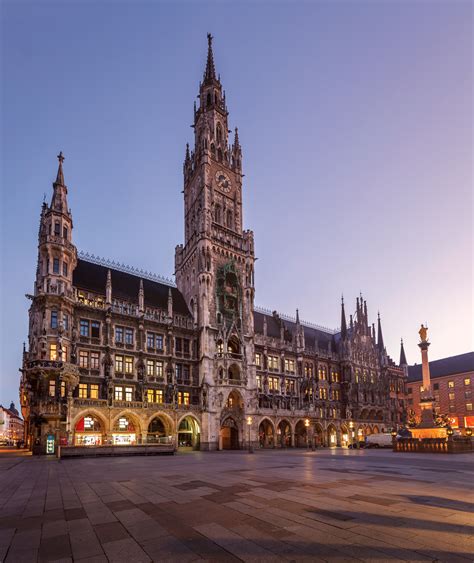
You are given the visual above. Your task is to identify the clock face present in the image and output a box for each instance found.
[215,170,231,193]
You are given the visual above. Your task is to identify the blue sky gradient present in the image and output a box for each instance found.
[1,1,472,407]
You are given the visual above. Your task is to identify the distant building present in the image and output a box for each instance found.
[0,403,24,444]
[20,35,407,454]
[407,352,474,429]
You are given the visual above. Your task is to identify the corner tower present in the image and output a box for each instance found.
[175,35,257,450]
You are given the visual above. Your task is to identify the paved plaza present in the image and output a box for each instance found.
[0,449,473,562]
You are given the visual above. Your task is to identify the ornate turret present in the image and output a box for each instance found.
[377,312,385,352]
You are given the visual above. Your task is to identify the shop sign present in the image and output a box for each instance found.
[46,434,55,454]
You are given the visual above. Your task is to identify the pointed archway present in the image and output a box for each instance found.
[258,419,275,448]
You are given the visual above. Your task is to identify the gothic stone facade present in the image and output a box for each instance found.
[20,36,407,453]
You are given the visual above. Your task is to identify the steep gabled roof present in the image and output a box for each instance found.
[73,258,191,317]
[407,352,474,382]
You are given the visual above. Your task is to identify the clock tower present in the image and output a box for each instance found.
[175,34,257,450]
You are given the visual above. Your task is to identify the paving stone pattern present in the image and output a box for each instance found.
[0,449,473,562]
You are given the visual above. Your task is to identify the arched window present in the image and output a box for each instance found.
[214,204,221,224]
[217,148,223,162]
[216,340,224,355]
[206,92,211,106]
[226,210,233,229]
[216,123,222,144]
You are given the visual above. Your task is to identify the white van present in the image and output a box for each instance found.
[365,433,393,448]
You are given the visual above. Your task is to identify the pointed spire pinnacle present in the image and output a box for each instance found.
[234,127,240,150]
[204,33,216,82]
[400,338,408,366]
[296,308,300,324]
[139,279,144,312]
[106,269,112,304]
[55,151,65,185]
[377,312,385,351]
[185,143,190,162]
[341,296,347,338]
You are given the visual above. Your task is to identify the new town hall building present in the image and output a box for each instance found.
[20,36,407,453]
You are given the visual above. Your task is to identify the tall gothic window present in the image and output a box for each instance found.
[214,204,221,224]
[226,210,233,229]
[216,123,222,144]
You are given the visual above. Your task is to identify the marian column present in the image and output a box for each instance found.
[418,325,435,427]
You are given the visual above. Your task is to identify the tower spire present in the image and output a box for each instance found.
[340,296,347,339]
[55,151,65,186]
[377,312,385,351]
[204,33,216,83]
[399,338,408,366]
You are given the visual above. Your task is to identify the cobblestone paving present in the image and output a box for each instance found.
[0,449,473,562]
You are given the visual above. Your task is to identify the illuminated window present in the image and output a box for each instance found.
[448,381,455,388]
[79,384,88,398]
[318,366,328,381]
[466,403,473,411]
[115,326,124,343]
[90,384,99,399]
[268,355,279,370]
[124,357,133,374]
[320,388,328,400]
[333,390,340,401]
[147,389,155,403]
[269,376,279,391]
[90,352,99,370]
[355,370,360,383]
[156,361,163,378]
[49,343,58,361]
[125,328,133,345]
[465,378,471,386]
[125,387,133,401]
[114,386,123,401]
[178,392,190,405]
[80,319,89,337]
[60,381,66,397]
[256,375,262,390]
[449,393,455,401]
[305,363,313,377]
[147,360,155,377]
[91,321,100,338]
[217,340,224,354]
[79,351,89,368]
[51,310,58,329]
[49,380,56,396]
[115,355,123,373]
[284,359,295,373]
[156,390,163,403]
[331,370,340,382]
[255,353,261,367]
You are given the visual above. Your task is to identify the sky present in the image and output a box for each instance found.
[1,0,472,408]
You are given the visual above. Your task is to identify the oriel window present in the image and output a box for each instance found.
[54,222,60,236]
[51,310,58,329]
[49,380,56,397]
[91,321,100,339]
[49,343,58,361]
[90,352,100,369]
[80,319,90,337]
[53,258,60,274]
[63,262,68,277]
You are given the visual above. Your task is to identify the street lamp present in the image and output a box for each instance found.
[349,421,354,449]
[304,418,310,451]
[465,428,472,437]
[247,416,253,454]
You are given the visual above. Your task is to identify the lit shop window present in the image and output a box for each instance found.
[74,416,102,446]
[112,417,136,445]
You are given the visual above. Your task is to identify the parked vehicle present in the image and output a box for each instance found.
[365,433,393,448]
[348,441,366,449]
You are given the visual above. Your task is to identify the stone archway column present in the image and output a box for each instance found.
[291,432,295,447]
[141,431,147,445]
